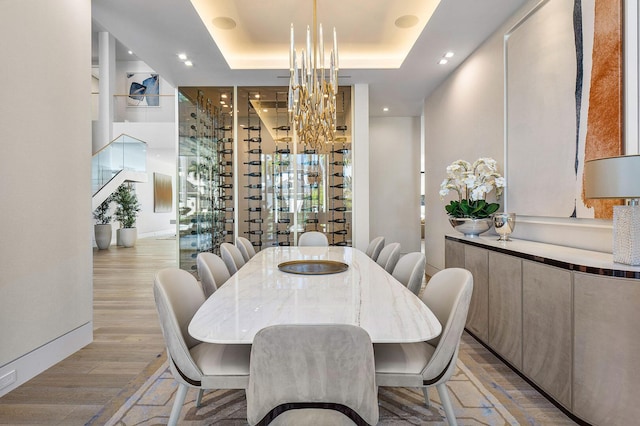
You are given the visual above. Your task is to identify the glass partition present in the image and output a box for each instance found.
[92,134,147,195]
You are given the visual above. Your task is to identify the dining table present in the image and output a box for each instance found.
[188,246,442,344]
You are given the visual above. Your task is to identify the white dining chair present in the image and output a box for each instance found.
[376,242,401,273]
[374,268,473,426]
[196,252,231,297]
[298,231,329,246]
[220,242,246,275]
[246,324,379,426]
[153,268,250,426]
[392,252,426,296]
[236,236,256,262]
[365,236,385,261]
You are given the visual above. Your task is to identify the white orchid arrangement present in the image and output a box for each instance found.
[440,157,506,219]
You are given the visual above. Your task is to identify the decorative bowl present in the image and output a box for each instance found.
[448,217,493,238]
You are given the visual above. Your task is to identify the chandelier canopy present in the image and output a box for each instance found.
[288,0,339,152]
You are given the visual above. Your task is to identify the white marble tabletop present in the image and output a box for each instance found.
[189,246,442,344]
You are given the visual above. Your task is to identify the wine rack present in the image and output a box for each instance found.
[327,124,351,246]
[214,96,234,252]
[242,90,264,251]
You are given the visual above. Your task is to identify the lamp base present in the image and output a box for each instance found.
[613,205,640,265]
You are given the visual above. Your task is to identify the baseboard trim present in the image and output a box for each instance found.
[0,322,93,397]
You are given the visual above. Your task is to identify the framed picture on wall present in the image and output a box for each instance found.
[127,72,160,107]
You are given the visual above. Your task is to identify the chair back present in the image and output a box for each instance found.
[376,242,401,273]
[236,236,256,262]
[196,252,231,297]
[392,252,426,296]
[247,324,379,426]
[365,236,385,261]
[420,268,473,382]
[298,231,328,246]
[220,242,246,275]
[153,268,205,384]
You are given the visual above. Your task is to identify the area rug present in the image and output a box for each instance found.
[94,352,520,425]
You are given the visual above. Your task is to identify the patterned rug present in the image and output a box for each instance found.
[92,352,521,425]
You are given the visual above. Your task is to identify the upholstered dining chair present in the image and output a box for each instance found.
[376,242,401,273]
[365,236,385,261]
[153,268,251,426]
[373,268,473,426]
[298,231,329,246]
[196,252,231,297]
[236,236,256,262]
[246,324,379,426]
[220,242,246,275]
[392,252,426,296]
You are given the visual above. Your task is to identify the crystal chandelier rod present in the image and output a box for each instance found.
[288,0,339,152]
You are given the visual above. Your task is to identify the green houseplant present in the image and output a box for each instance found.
[440,158,505,236]
[93,195,114,250]
[114,183,141,247]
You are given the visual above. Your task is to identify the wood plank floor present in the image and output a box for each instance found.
[0,237,575,425]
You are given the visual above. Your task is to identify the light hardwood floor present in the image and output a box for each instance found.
[0,237,575,425]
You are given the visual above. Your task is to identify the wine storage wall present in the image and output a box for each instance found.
[178,86,352,274]
[178,88,234,273]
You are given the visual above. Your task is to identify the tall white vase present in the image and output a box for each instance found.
[94,224,112,250]
[119,228,137,248]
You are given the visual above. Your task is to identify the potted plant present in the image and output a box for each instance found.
[439,157,505,237]
[114,183,141,247]
[93,195,114,250]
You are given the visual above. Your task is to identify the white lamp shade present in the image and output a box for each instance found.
[584,155,640,199]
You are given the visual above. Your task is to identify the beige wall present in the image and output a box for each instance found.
[370,117,421,253]
[0,0,92,393]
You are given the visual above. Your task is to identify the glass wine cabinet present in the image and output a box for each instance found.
[178,86,352,273]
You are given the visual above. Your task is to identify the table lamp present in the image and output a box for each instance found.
[584,155,640,265]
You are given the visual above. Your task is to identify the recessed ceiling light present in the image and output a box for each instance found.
[444,51,454,58]
[383,107,389,112]
[220,100,226,105]
[178,53,187,61]
[254,94,260,99]
[221,94,228,99]
[212,16,236,30]
[184,60,193,67]
[394,15,419,29]
[263,108,268,112]
[128,50,133,55]
[438,58,448,65]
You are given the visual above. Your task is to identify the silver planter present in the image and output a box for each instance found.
[448,217,493,237]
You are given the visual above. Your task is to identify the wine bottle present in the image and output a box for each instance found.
[331,148,349,154]
[215,207,234,212]
[330,207,348,212]
[302,161,319,166]
[245,230,264,235]
[223,218,235,223]
[330,161,346,166]
[219,148,233,155]
[246,148,262,154]
[247,207,262,212]
[245,183,263,189]
[218,137,233,143]
[273,125,291,131]
[190,112,197,119]
[190,124,197,130]
[220,183,233,189]
[252,241,264,247]
[303,149,317,154]
[331,172,345,177]
[245,218,263,223]
[276,230,291,235]
[306,172,319,177]
[275,148,291,154]
[306,218,319,224]
[219,161,233,166]
[277,218,291,224]
[331,229,348,235]
[246,125,261,131]
[244,137,262,142]
[220,195,233,201]
[332,195,347,200]
[216,125,232,131]
[336,125,348,131]
[329,218,347,223]
[274,161,291,167]
[219,172,233,178]
[276,207,289,212]
[275,136,292,142]
[244,160,262,166]
[278,241,292,246]
[330,183,346,189]
[221,230,234,236]
[244,172,262,177]
[244,195,263,201]
[333,241,349,246]
[300,207,314,212]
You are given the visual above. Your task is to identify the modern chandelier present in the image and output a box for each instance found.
[288,0,338,152]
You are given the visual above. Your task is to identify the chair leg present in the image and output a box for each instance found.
[421,386,431,408]
[196,388,204,407]
[168,383,189,426]
[436,383,457,426]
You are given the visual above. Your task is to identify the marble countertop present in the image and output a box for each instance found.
[446,234,640,278]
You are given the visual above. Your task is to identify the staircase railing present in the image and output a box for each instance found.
[92,134,148,210]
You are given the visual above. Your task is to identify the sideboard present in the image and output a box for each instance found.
[445,235,640,426]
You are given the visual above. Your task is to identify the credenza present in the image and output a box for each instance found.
[445,235,640,426]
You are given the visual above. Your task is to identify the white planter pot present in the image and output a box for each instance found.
[94,224,112,250]
[119,228,137,248]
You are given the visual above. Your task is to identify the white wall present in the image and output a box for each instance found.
[0,0,93,395]
[423,0,638,274]
[370,117,421,253]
